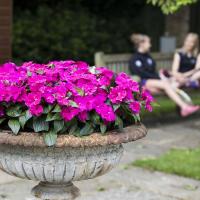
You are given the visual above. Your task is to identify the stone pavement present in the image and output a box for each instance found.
[1,118,200,200]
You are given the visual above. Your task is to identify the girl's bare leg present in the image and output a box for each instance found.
[145,79,188,109]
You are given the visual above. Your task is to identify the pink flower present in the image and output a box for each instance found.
[94,89,107,102]
[145,102,153,112]
[141,89,154,102]
[43,93,55,104]
[78,111,88,122]
[108,86,127,104]
[25,93,42,107]
[29,105,43,116]
[95,104,116,122]
[74,96,95,111]
[141,89,154,112]
[61,107,79,121]
[116,73,139,92]
[96,67,114,86]
[129,101,141,114]
[0,62,17,73]
[76,78,97,95]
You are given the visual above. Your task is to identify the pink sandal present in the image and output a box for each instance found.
[181,105,200,117]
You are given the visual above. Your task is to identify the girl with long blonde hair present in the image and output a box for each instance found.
[172,33,200,87]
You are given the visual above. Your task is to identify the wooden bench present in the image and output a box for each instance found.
[94,52,174,74]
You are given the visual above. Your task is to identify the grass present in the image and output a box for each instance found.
[141,91,200,119]
[133,148,200,180]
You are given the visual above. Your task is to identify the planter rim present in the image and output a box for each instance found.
[0,124,147,148]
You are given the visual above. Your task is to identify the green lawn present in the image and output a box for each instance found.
[133,148,200,180]
[142,91,200,119]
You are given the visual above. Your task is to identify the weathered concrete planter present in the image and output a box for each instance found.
[0,124,147,200]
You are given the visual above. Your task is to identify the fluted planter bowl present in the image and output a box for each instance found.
[0,124,147,200]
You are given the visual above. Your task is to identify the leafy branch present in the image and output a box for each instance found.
[147,0,198,14]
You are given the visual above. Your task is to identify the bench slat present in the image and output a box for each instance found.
[95,52,173,74]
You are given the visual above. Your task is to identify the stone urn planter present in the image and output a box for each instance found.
[0,124,147,200]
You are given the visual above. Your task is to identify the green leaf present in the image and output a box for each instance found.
[25,110,32,120]
[67,92,72,97]
[43,105,54,114]
[33,117,49,132]
[54,120,64,133]
[69,100,79,108]
[151,102,160,107]
[19,116,26,129]
[71,128,81,137]
[113,104,120,111]
[36,69,44,75]
[0,118,6,125]
[80,123,94,136]
[69,123,78,135]
[27,71,32,77]
[46,113,62,122]
[47,63,55,69]
[19,110,32,129]
[136,114,141,122]
[90,113,100,124]
[100,123,107,134]
[6,106,22,117]
[76,87,84,96]
[106,99,112,106]
[44,130,57,146]
[8,119,20,135]
[52,104,61,113]
[133,114,141,122]
[115,116,123,131]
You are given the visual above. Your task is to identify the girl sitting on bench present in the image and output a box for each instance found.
[129,33,199,117]
[172,33,200,88]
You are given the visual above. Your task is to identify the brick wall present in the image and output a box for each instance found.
[0,0,12,64]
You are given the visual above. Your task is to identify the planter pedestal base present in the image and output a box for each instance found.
[31,182,80,200]
[0,125,147,199]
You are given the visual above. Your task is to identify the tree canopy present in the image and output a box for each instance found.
[148,0,198,14]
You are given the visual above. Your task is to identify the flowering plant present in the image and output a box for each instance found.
[0,61,153,146]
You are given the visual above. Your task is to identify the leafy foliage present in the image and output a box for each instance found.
[148,0,198,14]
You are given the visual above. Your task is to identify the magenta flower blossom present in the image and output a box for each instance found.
[95,104,116,122]
[74,96,95,111]
[0,62,17,73]
[108,86,127,104]
[96,67,114,86]
[145,102,153,112]
[141,89,154,102]
[116,73,139,92]
[78,111,88,122]
[61,107,80,121]
[129,101,141,114]
[25,93,42,108]
[141,89,154,112]
[29,105,43,116]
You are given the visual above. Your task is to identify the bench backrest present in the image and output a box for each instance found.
[95,52,174,74]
